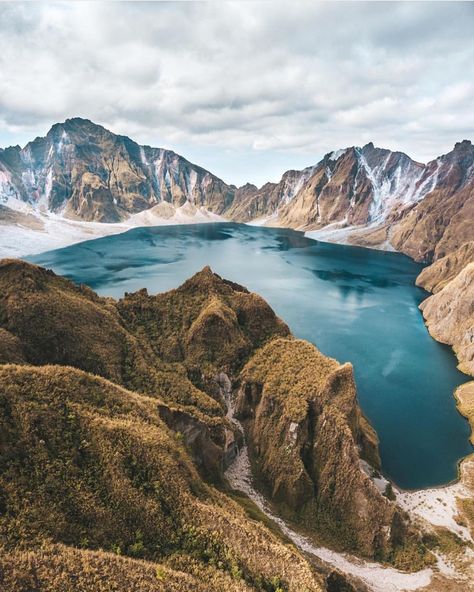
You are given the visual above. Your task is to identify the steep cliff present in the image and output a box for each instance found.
[416,241,474,293]
[235,338,404,558]
[276,144,427,232]
[419,262,474,376]
[0,261,329,591]
[415,245,474,551]
[416,240,474,378]
[391,141,474,262]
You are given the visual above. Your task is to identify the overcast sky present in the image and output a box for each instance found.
[0,1,473,186]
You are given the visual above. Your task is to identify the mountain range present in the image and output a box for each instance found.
[1,118,473,262]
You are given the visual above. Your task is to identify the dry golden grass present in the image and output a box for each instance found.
[237,338,414,560]
[0,363,323,591]
[1,259,434,587]
[0,543,255,592]
[118,265,289,374]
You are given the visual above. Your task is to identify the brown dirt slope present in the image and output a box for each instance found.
[416,241,474,293]
[419,262,474,376]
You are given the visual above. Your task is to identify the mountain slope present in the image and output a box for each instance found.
[235,338,400,557]
[420,262,474,376]
[0,118,234,222]
[416,241,474,293]
[391,140,474,262]
[417,242,474,377]
[0,364,323,592]
[266,144,427,231]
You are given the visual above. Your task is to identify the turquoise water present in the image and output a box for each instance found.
[29,223,473,489]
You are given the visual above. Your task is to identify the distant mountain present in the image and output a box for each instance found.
[232,143,427,227]
[390,140,474,261]
[0,117,234,222]
[235,140,474,263]
[0,118,472,262]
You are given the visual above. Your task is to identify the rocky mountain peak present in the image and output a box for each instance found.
[48,117,108,137]
[238,182,258,191]
[178,266,250,297]
[454,139,472,150]
[0,118,236,222]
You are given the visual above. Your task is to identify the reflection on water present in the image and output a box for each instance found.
[310,268,398,290]
[30,222,473,489]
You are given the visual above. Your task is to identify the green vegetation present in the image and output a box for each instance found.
[384,483,396,501]
[388,537,436,572]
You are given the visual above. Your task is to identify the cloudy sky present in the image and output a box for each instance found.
[0,1,473,186]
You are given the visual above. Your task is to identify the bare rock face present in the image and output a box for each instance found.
[264,140,474,263]
[456,382,474,445]
[235,338,403,558]
[230,144,427,233]
[0,118,234,222]
[391,141,474,262]
[227,166,318,222]
[416,241,474,293]
[276,144,426,231]
[420,262,474,376]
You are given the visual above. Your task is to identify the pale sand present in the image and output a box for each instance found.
[0,203,225,258]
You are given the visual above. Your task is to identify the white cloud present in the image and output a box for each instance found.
[0,1,473,186]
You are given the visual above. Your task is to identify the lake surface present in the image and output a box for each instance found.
[30,222,473,489]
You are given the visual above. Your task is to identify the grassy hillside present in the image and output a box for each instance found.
[0,364,322,592]
[0,258,425,590]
